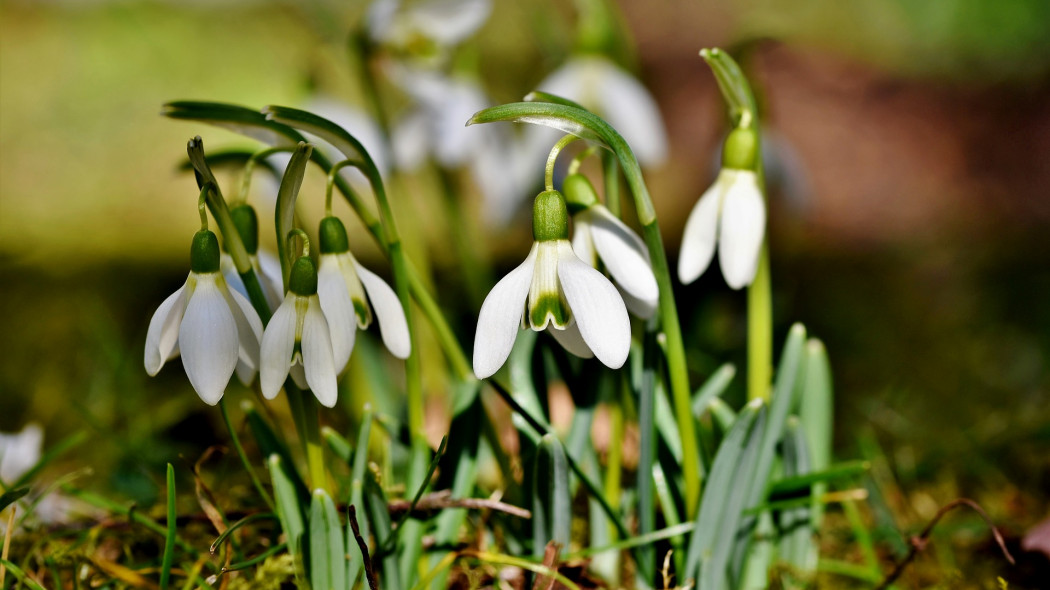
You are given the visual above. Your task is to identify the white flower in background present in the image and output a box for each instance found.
[678,127,766,290]
[316,216,411,372]
[260,256,339,408]
[473,190,630,378]
[538,55,668,167]
[563,173,658,318]
[145,230,264,405]
[0,423,42,484]
[221,250,283,316]
[389,66,537,224]
[367,0,492,49]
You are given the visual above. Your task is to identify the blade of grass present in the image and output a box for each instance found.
[309,488,346,590]
[160,463,177,590]
[533,434,571,559]
[268,455,305,569]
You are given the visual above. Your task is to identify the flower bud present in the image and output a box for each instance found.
[190,230,221,273]
[562,173,599,213]
[532,190,569,242]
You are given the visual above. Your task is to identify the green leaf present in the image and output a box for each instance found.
[246,405,308,502]
[776,417,817,579]
[262,105,375,168]
[684,399,765,586]
[0,487,29,512]
[691,363,737,419]
[533,434,571,559]
[160,464,177,590]
[322,426,353,465]
[347,408,373,587]
[768,461,870,499]
[799,338,834,529]
[163,101,305,146]
[523,90,589,111]
[309,488,347,590]
[269,455,306,565]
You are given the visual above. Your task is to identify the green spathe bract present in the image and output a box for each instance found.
[562,173,599,213]
[229,204,260,254]
[532,190,570,242]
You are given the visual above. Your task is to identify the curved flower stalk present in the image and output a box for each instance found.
[260,255,339,408]
[563,172,658,318]
[219,204,283,314]
[316,215,411,372]
[538,55,668,167]
[678,127,765,291]
[145,230,264,405]
[473,190,630,378]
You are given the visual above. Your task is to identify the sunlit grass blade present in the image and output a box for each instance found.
[160,463,176,590]
[464,551,581,590]
[684,398,764,584]
[309,488,347,590]
[0,559,45,590]
[768,461,870,498]
[210,512,277,553]
[533,434,571,559]
[268,454,306,571]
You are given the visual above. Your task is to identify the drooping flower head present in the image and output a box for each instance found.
[678,126,766,290]
[316,215,411,373]
[144,230,264,405]
[220,204,283,316]
[260,255,339,408]
[563,173,658,318]
[473,190,630,379]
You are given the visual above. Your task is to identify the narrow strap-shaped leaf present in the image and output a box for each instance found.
[347,408,373,587]
[309,488,346,590]
[777,417,817,578]
[533,434,571,559]
[691,363,737,419]
[730,324,808,582]
[247,405,308,502]
[269,455,306,566]
[684,399,764,582]
[0,488,28,513]
[769,461,869,499]
[322,426,353,464]
[163,101,305,146]
[799,338,833,529]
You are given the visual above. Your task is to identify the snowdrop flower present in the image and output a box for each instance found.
[563,173,658,318]
[0,423,42,484]
[679,126,766,290]
[367,0,491,51]
[538,55,668,166]
[145,231,265,405]
[260,255,339,408]
[473,190,630,378]
[316,215,411,372]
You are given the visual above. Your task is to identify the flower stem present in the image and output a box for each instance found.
[219,399,275,511]
[747,243,772,401]
[545,135,581,191]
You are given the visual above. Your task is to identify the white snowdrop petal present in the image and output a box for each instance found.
[355,262,411,360]
[179,277,238,405]
[718,171,766,290]
[260,297,299,400]
[392,109,431,171]
[317,256,358,373]
[290,365,309,390]
[0,423,43,484]
[221,253,249,303]
[537,59,586,105]
[570,217,597,267]
[619,288,658,319]
[548,321,594,359]
[144,283,188,376]
[224,285,265,385]
[301,297,339,408]
[473,247,537,378]
[594,58,668,166]
[678,177,724,285]
[586,206,659,310]
[556,243,630,369]
[255,250,286,311]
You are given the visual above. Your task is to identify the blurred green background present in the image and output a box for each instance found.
[2,0,1050,580]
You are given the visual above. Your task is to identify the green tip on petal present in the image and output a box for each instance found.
[190,230,221,273]
[318,217,350,254]
[228,205,259,254]
[529,292,571,329]
[532,190,570,242]
[722,126,759,171]
[562,173,599,213]
[288,256,318,295]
